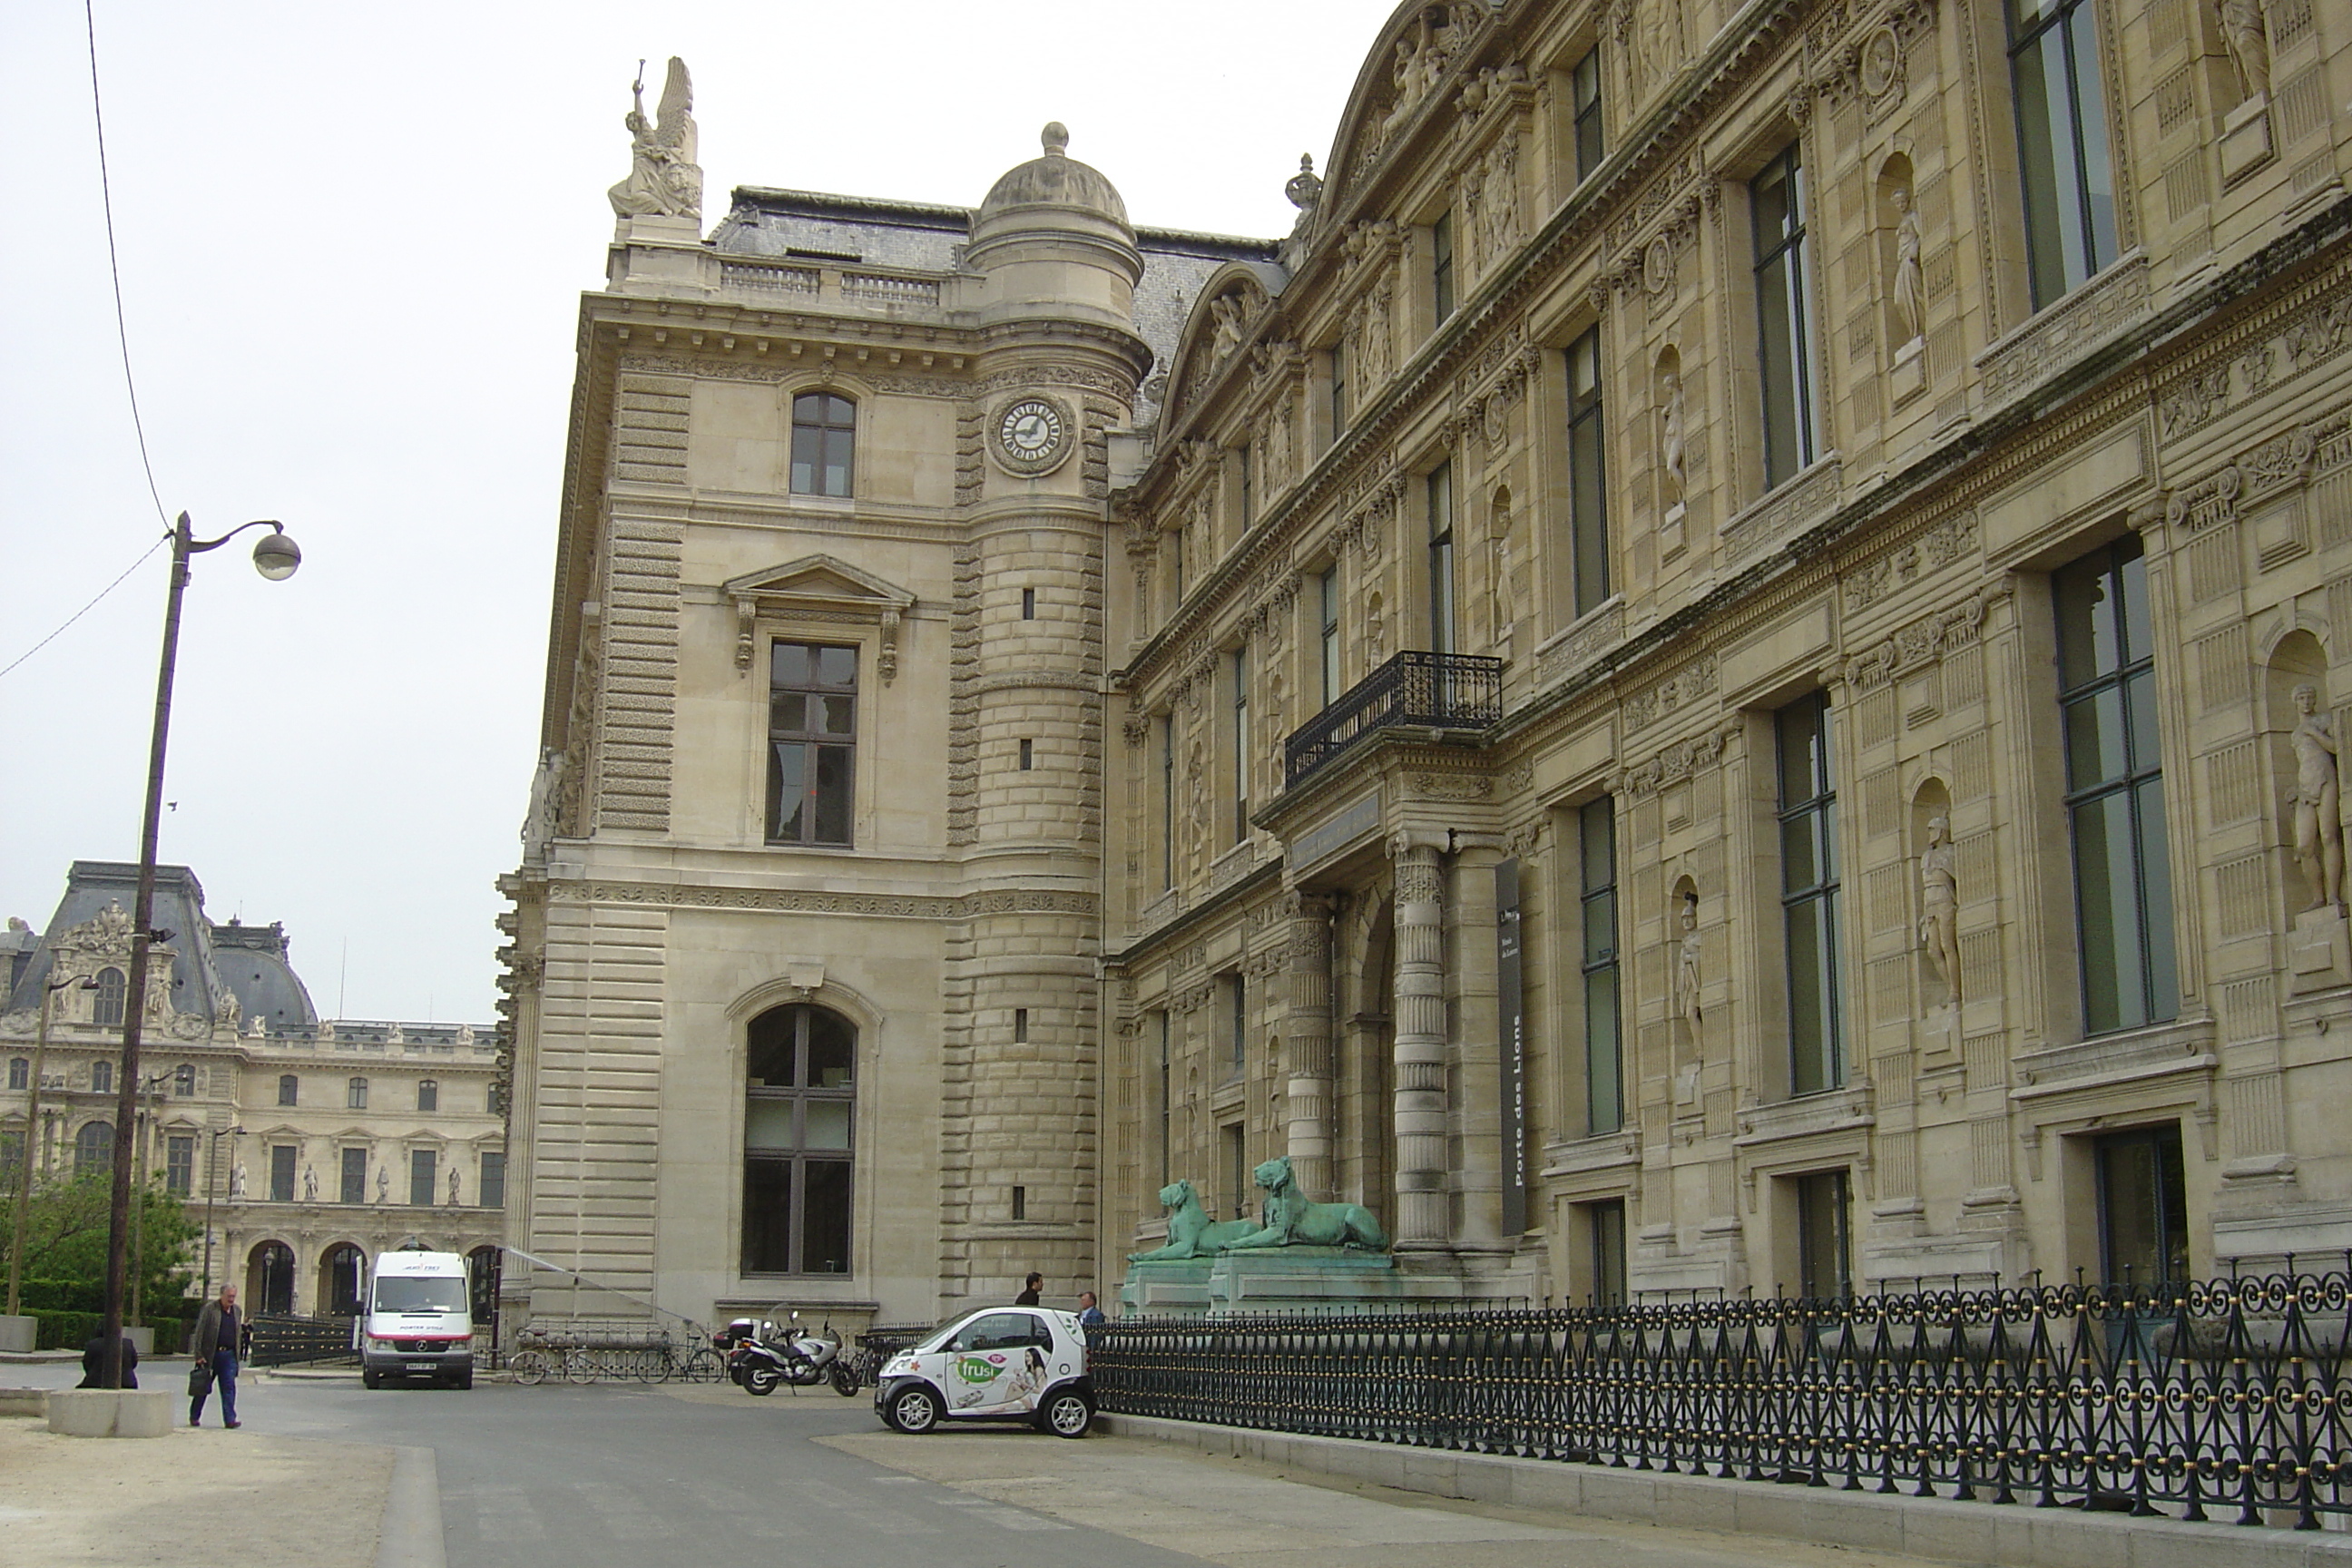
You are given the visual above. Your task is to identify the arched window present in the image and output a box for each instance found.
[74,1121,114,1178]
[322,1243,367,1316]
[250,1240,296,1315]
[741,1003,855,1276]
[348,1077,368,1110]
[92,968,126,1027]
[5,1058,24,1092]
[789,392,856,497]
[416,1079,438,1112]
[279,1074,299,1107]
[173,1063,196,1097]
[91,1060,113,1094]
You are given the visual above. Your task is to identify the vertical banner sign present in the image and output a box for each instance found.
[1496,858,1526,1235]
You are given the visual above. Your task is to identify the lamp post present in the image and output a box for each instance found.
[7,975,96,1318]
[199,1124,243,1302]
[101,514,300,1388]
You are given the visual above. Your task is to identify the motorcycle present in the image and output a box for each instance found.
[728,1311,854,1396]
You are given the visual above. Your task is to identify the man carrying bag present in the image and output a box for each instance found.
[189,1283,241,1428]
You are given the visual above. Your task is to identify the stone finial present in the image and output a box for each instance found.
[1042,122,1070,155]
[1286,153,1324,211]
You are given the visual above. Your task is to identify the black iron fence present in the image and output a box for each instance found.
[246,1312,358,1367]
[1284,651,1503,789]
[1089,1273,2352,1529]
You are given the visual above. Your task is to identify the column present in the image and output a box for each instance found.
[1281,891,1338,1201]
[1391,831,1449,1251]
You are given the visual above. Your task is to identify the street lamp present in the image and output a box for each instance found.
[6,975,97,1318]
[199,1124,243,1302]
[100,514,300,1388]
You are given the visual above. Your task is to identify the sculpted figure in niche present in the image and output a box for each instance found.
[2290,684,2344,910]
[1918,816,1961,1001]
[376,1164,390,1204]
[1208,293,1248,364]
[1674,893,1702,1040]
[302,1164,318,1203]
[607,57,701,221]
[449,1166,463,1206]
[1659,370,1688,505]
[1890,188,1925,347]
[230,1162,247,1200]
[1639,0,1682,91]
[2220,0,2271,100]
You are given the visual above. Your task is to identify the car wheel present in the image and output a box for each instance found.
[361,1369,381,1390]
[744,1365,780,1396]
[452,1370,474,1391]
[889,1385,941,1434]
[1040,1390,1093,1438]
[829,1360,859,1397]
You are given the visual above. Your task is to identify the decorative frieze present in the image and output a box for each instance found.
[1844,593,1996,691]
[1616,726,1736,796]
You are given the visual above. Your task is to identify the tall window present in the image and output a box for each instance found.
[1579,798,1622,1135]
[409,1148,436,1206]
[1318,565,1343,706]
[1427,463,1456,654]
[7,1057,25,1091]
[1160,715,1176,890]
[74,1121,113,1178]
[1171,524,1188,604]
[2056,536,2177,1033]
[767,642,858,847]
[1238,442,1255,527]
[1328,340,1348,443]
[416,1079,438,1112]
[742,1004,856,1275]
[1795,1170,1852,1297]
[480,1150,507,1209]
[1588,1197,1627,1306]
[91,1060,113,1094]
[1222,1123,1248,1220]
[164,1134,194,1196]
[1565,328,1609,616]
[340,1147,367,1205]
[2009,0,2118,309]
[278,1074,298,1107]
[1572,46,1605,181]
[1752,144,1817,489]
[172,1063,195,1096]
[789,391,855,496]
[1779,692,1844,1094]
[93,968,126,1028]
[1157,1012,1172,1187]
[1223,973,1247,1080]
[347,1076,368,1110]
[1432,212,1455,322]
[2095,1125,2188,1287]
[270,1144,297,1203]
[1230,648,1250,843]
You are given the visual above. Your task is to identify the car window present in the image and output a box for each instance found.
[948,1312,1033,1352]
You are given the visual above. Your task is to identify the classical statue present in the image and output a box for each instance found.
[2290,684,2344,911]
[302,1163,318,1203]
[2220,0,2271,101]
[1208,293,1248,363]
[1639,0,1682,91]
[448,1166,463,1206]
[376,1165,390,1203]
[1890,188,1925,347]
[1220,1156,1389,1250]
[1126,1179,1264,1260]
[523,748,568,859]
[229,1161,247,1200]
[1918,816,1961,1001]
[1674,893,1701,1039]
[1659,370,1688,504]
[607,57,701,221]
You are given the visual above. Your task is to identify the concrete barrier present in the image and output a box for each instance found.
[0,1387,46,1418]
[46,1389,174,1438]
[0,1316,34,1354]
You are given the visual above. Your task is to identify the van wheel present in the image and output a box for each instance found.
[889,1385,941,1434]
[362,1369,381,1390]
[1040,1390,1093,1438]
[451,1370,474,1391]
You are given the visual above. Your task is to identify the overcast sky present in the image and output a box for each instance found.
[0,3,1385,1023]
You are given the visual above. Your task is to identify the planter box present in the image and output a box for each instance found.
[0,1316,34,1354]
[46,1389,173,1438]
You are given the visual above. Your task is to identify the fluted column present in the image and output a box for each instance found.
[1281,890,1338,1201]
[1390,832,1449,1250]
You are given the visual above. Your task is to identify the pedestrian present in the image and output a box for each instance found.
[1014,1271,1043,1306]
[1076,1290,1106,1328]
[75,1329,139,1389]
[189,1283,242,1429]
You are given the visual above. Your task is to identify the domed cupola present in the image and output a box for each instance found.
[967,122,1142,328]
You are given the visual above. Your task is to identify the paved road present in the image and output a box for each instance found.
[6,1362,1945,1568]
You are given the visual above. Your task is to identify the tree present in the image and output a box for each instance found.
[3,1171,200,1316]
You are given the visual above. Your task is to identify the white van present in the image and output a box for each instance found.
[359,1250,475,1389]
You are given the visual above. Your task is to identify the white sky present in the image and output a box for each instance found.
[0,2,1387,1023]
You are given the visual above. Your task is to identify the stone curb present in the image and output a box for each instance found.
[377,1446,446,1568]
[1096,1414,2352,1568]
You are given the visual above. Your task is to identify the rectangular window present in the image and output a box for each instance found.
[164,1134,194,1197]
[1318,566,1343,707]
[1795,1170,1852,1298]
[1223,1123,1248,1220]
[270,1144,297,1204]
[2095,1125,2187,1287]
[741,1004,856,1275]
[1589,1197,1627,1307]
[1224,973,1247,1079]
[1231,648,1250,843]
[91,1060,113,1094]
[479,1151,506,1210]
[1011,1185,1026,1220]
[410,1148,436,1207]
[1579,798,1622,1135]
[2056,536,2177,1034]
[789,391,856,496]
[1013,1007,1029,1043]
[1752,144,1818,489]
[1239,443,1255,527]
[1573,46,1604,181]
[1779,692,1845,1094]
[1432,212,1455,323]
[279,1074,299,1107]
[348,1076,368,1110]
[1328,340,1348,441]
[1566,328,1609,617]
[1160,716,1176,890]
[2009,0,2118,309]
[767,642,858,847]
[1157,1012,1172,1187]
[1021,587,1036,619]
[1018,739,1034,770]
[340,1147,367,1206]
[416,1080,437,1112]
[1171,523,1188,604]
[1427,462,1456,655]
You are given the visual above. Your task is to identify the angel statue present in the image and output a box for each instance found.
[608,57,701,221]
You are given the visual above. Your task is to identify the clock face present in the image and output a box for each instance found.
[994,397,1071,471]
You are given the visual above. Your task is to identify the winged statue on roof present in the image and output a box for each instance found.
[608,56,701,221]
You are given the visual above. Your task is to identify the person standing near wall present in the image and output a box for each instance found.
[1014,1272,1043,1306]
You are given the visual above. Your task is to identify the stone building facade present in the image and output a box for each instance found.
[3,863,504,1318]
[514,0,2352,1324]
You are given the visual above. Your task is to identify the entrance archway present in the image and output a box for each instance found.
[320,1243,366,1316]
[248,1240,295,1315]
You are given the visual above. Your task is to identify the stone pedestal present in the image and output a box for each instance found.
[1890,337,1926,404]
[1121,1248,1421,1316]
[46,1389,173,1438]
[0,1315,34,1354]
[2288,907,2349,995]
[1660,502,1687,560]
[124,1325,155,1357]
[2221,96,2274,187]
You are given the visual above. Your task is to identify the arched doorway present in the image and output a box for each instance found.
[1336,897,1396,1214]
[320,1244,366,1316]
[249,1240,295,1315]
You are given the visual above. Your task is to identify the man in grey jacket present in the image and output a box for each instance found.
[190,1284,242,1428]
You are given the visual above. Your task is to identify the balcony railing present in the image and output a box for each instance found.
[1284,651,1503,790]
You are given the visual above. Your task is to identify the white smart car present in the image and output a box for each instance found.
[874,1307,1094,1437]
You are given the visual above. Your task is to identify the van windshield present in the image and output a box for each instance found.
[374,1278,467,1314]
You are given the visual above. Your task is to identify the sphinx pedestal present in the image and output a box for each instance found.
[1122,1247,1444,1317]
